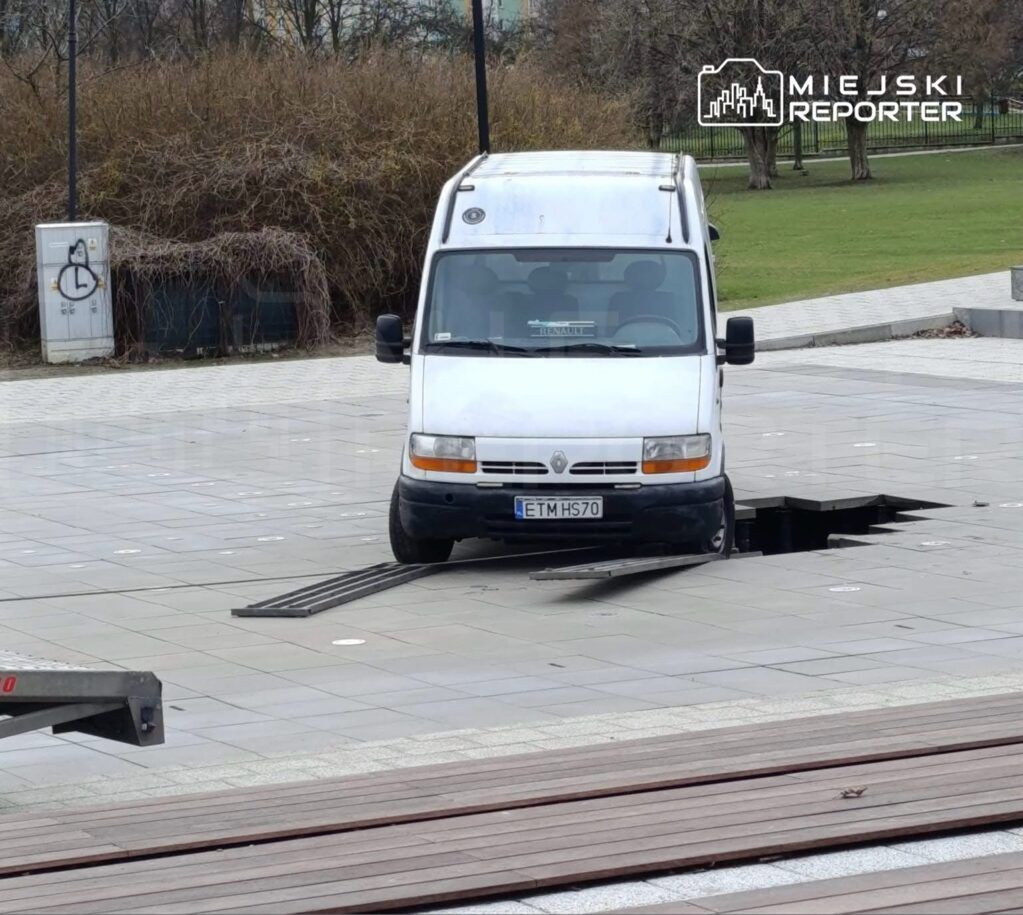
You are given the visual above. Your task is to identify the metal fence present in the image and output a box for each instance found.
[661,99,1023,160]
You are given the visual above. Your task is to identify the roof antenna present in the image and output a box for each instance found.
[665,188,673,244]
[471,0,491,154]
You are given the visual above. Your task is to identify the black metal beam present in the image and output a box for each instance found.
[471,0,490,154]
[0,653,163,746]
[68,0,78,221]
[0,702,120,741]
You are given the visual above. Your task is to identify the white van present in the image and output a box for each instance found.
[376,151,754,564]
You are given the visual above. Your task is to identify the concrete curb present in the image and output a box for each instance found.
[955,306,1023,340]
[756,314,953,352]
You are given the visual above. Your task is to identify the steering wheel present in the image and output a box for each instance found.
[615,314,684,338]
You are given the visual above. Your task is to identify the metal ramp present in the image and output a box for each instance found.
[233,547,608,618]
[233,547,737,616]
[0,651,163,746]
[530,551,726,580]
[234,562,442,618]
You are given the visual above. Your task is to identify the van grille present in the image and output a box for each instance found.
[481,461,549,476]
[570,461,638,476]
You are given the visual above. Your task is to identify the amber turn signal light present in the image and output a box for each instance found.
[410,455,477,473]
[642,455,712,474]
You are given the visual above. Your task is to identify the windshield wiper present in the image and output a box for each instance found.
[542,342,643,356]
[428,339,536,356]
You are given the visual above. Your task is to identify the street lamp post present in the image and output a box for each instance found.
[470,0,490,154]
[68,0,78,221]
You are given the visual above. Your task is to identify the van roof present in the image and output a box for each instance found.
[473,151,679,181]
[436,150,701,249]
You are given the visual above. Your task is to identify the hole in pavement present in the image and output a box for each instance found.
[735,495,947,556]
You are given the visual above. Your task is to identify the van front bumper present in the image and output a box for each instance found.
[397,475,726,544]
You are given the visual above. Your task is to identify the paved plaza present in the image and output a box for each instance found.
[2,275,1023,812]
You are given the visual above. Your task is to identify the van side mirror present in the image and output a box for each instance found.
[708,223,721,241]
[376,314,409,365]
[719,316,754,366]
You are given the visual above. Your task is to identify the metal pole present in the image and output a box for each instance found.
[470,0,490,154]
[68,0,78,221]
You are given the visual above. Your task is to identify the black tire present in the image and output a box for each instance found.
[388,483,454,565]
[667,476,735,557]
[708,474,736,557]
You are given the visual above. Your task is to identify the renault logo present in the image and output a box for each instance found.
[550,451,568,474]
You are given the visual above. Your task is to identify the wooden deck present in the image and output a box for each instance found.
[3,693,1023,913]
[626,851,1023,913]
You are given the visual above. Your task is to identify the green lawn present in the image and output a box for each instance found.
[702,147,1023,309]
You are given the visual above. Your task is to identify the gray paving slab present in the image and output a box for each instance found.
[5,331,1023,799]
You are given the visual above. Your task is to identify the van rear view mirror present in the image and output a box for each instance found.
[376,314,409,365]
[709,223,721,241]
[720,316,754,365]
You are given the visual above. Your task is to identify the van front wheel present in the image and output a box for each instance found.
[389,484,454,565]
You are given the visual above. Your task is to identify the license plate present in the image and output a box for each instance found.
[514,497,604,520]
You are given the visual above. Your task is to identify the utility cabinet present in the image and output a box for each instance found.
[35,222,114,363]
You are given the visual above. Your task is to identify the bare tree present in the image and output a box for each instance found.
[1,0,31,56]
[322,0,351,51]
[535,0,812,188]
[280,0,324,48]
[181,0,211,50]
[682,0,810,188]
[221,0,244,46]
[808,0,945,181]
[127,0,166,56]
[931,0,1023,128]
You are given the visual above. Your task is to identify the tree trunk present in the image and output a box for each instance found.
[646,109,663,150]
[845,117,872,180]
[741,127,773,190]
[973,97,984,131]
[792,121,804,170]
[767,129,779,178]
[224,0,244,47]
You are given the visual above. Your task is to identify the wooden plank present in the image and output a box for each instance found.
[679,855,1023,914]
[620,906,713,915]
[14,696,1023,841]
[8,750,1023,914]
[660,853,1023,913]
[5,694,1023,877]
[6,691,1021,827]
[117,784,1023,915]
[876,888,1023,914]
[49,720,1023,859]
[76,736,1023,847]
[6,692,1021,837]
[4,731,1021,875]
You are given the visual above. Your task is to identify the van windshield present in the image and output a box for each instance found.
[421,249,705,357]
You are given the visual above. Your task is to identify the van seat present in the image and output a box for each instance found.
[526,267,578,318]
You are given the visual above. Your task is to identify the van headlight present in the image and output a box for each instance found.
[409,434,477,473]
[642,434,711,474]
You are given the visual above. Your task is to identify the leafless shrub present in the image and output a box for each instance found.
[0,49,635,353]
[110,227,332,356]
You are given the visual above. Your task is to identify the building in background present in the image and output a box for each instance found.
[250,1,536,43]
[456,0,533,27]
